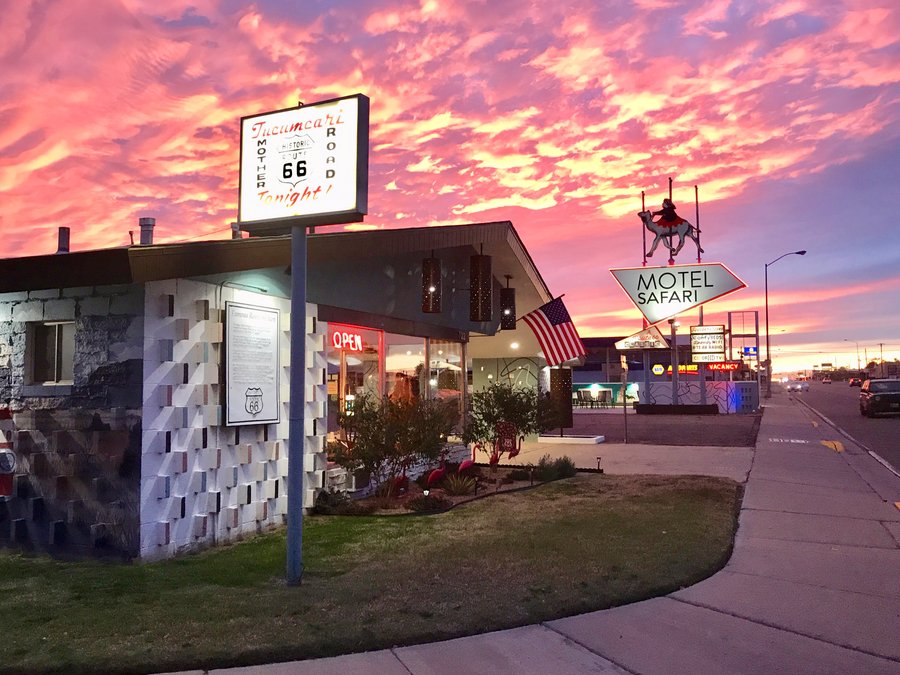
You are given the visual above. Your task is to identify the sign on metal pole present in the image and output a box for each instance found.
[615,325,668,351]
[239,94,370,235]
[610,263,745,325]
[690,324,726,363]
[235,94,369,586]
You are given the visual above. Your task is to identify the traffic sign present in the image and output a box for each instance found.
[610,263,746,325]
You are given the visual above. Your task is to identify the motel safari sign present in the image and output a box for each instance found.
[610,263,746,325]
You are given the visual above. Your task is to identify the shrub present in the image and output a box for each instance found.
[443,475,476,496]
[332,394,459,488]
[462,382,553,463]
[373,479,398,509]
[508,468,530,481]
[554,455,577,478]
[534,454,578,482]
[406,494,453,513]
[312,489,373,516]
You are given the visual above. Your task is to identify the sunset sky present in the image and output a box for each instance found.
[1,0,898,374]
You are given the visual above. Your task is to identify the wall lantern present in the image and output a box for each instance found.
[422,252,441,313]
[470,246,492,322]
[500,275,516,330]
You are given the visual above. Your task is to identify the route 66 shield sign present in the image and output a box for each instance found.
[245,388,264,416]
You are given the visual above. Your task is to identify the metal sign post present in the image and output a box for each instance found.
[235,94,370,586]
[286,225,307,584]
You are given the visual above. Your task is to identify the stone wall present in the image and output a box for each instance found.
[0,285,144,559]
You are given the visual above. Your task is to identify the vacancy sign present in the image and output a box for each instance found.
[707,361,741,371]
[615,325,669,350]
[610,263,746,325]
[691,324,726,363]
[239,94,369,226]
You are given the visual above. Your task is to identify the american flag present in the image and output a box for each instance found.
[522,297,586,367]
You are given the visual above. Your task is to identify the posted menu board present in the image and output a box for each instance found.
[225,302,281,426]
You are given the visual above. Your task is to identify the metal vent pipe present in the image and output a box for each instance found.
[56,226,70,254]
[139,217,155,245]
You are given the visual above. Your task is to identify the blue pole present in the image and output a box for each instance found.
[287,224,306,584]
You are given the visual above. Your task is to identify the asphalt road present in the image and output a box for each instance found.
[786,379,900,475]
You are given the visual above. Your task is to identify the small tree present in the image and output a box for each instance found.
[462,382,554,462]
[331,394,458,489]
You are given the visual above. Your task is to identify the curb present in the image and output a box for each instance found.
[793,396,900,480]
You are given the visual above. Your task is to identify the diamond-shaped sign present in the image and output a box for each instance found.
[610,263,746,325]
[615,325,669,350]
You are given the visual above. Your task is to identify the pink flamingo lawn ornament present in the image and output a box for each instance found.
[426,460,447,488]
[457,459,475,474]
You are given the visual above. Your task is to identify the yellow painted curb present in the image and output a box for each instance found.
[820,440,844,453]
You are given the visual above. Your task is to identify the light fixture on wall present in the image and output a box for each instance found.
[500,274,516,330]
[422,252,441,313]
[470,245,492,322]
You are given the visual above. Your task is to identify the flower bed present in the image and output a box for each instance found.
[314,455,578,516]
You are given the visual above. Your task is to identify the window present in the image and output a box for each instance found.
[30,322,75,384]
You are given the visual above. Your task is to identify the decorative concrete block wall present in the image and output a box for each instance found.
[0,285,144,558]
[139,279,326,560]
[643,381,760,413]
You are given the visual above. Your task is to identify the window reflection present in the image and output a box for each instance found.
[327,324,381,434]
[385,333,425,403]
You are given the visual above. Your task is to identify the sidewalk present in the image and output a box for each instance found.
[181,389,900,674]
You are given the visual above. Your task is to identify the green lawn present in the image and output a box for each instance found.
[0,474,741,674]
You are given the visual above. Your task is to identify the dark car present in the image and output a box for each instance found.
[849,377,862,387]
[859,379,900,417]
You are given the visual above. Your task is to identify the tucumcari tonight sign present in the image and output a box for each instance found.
[238,94,369,227]
[610,263,746,325]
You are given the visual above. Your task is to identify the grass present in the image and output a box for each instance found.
[0,474,741,674]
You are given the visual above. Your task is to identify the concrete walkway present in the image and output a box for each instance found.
[176,389,900,674]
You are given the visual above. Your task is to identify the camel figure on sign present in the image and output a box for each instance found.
[638,210,704,259]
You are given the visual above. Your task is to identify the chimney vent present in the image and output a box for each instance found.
[56,227,70,254]
[139,217,155,246]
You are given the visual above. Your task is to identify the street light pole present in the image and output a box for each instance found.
[844,339,860,373]
[764,250,807,398]
[668,318,679,405]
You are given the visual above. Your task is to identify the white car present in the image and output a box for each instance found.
[787,381,810,392]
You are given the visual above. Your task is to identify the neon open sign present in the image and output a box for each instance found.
[331,329,363,352]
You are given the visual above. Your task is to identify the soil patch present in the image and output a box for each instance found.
[559,410,762,446]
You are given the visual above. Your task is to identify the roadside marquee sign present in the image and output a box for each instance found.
[615,325,669,351]
[690,324,726,363]
[238,94,369,230]
[610,263,746,325]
